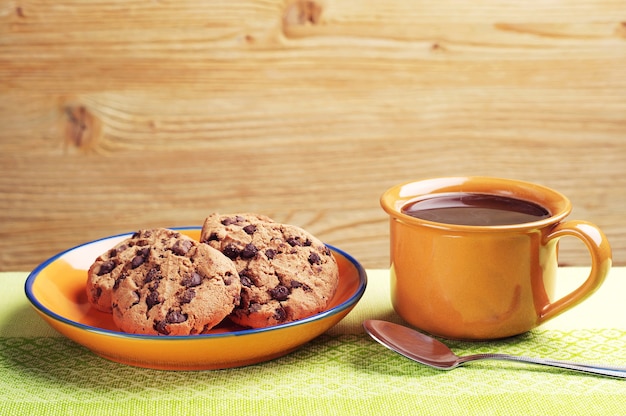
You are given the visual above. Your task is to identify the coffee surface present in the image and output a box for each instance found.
[401,192,551,226]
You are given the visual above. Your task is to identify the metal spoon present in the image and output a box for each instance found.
[363,320,626,378]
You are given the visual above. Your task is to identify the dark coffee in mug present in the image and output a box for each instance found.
[401,192,551,226]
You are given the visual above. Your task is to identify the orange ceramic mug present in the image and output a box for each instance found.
[380,177,612,340]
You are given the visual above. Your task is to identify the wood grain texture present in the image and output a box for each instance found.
[1,0,625,271]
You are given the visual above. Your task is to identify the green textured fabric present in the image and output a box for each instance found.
[2,270,626,415]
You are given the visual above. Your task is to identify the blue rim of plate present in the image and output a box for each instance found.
[24,226,368,340]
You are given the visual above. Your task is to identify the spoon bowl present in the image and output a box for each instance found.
[363,320,626,378]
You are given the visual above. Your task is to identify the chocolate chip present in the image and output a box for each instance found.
[221,217,238,226]
[144,267,161,284]
[93,287,102,299]
[154,320,169,335]
[113,273,127,290]
[239,272,253,287]
[273,307,287,322]
[182,272,203,287]
[308,252,321,265]
[166,310,187,324]
[243,224,257,235]
[131,247,150,269]
[286,237,301,247]
[206,232,219,242]
[223,244,240,260]
[171,239,193,256]
[241,243,258,259]
[224,271,234,286]
[131,255,145,269]
[97,260,116,276]
[291,280,311,291]
[270,285,290,301]
[265,249,276,260]
[146,291,160,310]
[180,289,196,304]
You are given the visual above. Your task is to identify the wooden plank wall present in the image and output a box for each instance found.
[1,0,625,271]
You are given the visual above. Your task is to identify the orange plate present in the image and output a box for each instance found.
[25,228,367,370]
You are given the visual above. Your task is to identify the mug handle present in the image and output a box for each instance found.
[538,220,612,324]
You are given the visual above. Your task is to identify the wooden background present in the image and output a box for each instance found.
[1,0,625,272]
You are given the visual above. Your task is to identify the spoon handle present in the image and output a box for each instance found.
[460,354,626,379]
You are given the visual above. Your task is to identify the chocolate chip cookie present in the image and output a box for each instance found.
[87,228,187,313]
[109,233,241,335]
[200,213,339,328]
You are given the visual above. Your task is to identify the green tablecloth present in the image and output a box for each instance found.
[1,268,625,415]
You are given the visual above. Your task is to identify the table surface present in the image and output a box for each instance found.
[1,267,625,415]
